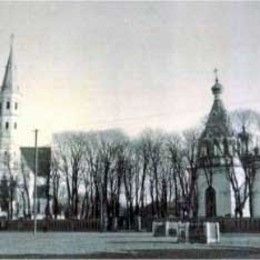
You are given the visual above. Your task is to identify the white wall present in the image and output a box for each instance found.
[197,167,232,217]
[197,163,250,217]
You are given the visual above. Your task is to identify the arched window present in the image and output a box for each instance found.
[14,122,17,129]
[15,102,18,110]
[5,122,9,129]
[6,101,10,109]
[205,186,216,218]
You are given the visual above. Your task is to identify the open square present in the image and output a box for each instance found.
[0,232,259,258]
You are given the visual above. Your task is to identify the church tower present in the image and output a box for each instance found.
[197,71,249,217]
[0,35,21,178]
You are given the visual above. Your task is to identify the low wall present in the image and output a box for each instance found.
[1,219,100,232]
[142,217,260,233]
[218,218,260,233]
[1,217,260,232]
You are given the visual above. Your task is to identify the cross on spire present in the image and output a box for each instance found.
[214,68,218,82]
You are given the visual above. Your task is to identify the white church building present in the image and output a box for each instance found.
[0,37,51,219]
[196,74,260,218]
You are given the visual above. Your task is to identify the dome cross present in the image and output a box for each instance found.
[214,68,219,82]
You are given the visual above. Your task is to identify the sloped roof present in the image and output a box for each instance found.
[201,80,233,139]
[20,147,51,177]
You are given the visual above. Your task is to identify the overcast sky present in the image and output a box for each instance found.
[0,2,260,146]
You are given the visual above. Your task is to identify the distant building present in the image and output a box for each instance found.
[0,37,51,219]
[0,35,21,188]
[19,147,51,218]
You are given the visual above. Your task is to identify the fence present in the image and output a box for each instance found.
[1,219,100,232]
[1,217,260,232]
[218,217,260,233]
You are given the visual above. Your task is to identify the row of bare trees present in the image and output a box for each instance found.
[50,128,202,227]
[49,109,260,223]
[0,109,259,222]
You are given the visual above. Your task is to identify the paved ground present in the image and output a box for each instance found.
[0,232,259,258]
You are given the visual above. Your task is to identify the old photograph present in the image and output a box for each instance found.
[0,1,259,259]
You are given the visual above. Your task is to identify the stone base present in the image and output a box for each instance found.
[189,222,220,243]
[152,221,220,244]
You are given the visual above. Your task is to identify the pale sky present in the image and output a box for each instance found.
[0,2,260,146]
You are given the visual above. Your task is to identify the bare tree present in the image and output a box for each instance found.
[92,129,128,230]
[137,129,167,218]
[182,128,200,218]
[53,132,87,219]
[231,109,259,134]
[166,134,183,217]
[135,131,150,217]
[19,160,31,219]
[165,129,200,219]
[147,130,165,218]
[51,155,61,219]
[123,145,135,229]
[230,109,260,217]
[84,132,101,220]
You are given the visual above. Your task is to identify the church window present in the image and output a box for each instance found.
[14,122,17,129]
[0,103,2,114]
[15,102,18,110]
[5,122,9,129]
[205,186,216,218]
[6,101,10,109]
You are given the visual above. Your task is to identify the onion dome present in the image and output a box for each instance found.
[200,70,233,139]
[211,78,223,100]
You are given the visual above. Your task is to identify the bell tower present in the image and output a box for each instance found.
[0,35,21,177]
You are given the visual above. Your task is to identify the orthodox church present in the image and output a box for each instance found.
[197,73,260,218]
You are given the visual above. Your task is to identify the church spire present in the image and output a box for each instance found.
[200,69,232,139]
[211,68,223,100]
[2,34,15,91]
